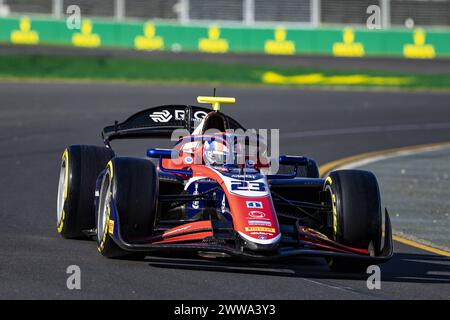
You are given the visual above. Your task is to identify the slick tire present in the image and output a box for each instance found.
[57,145,114,239]
[96,157,158,258]
[323,170,382,273]
[297,159,320,178]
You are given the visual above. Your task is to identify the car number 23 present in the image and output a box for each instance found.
[231,181,266,192]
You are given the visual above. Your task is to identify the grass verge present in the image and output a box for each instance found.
[0,53,449,90]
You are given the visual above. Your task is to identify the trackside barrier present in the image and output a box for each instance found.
[0,17,449,58]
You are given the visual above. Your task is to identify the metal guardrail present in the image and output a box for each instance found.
[0,0,449,27]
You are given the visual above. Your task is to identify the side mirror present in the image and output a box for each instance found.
[267,155,309,179]
[279,155,308,166]
[147,148,179,159]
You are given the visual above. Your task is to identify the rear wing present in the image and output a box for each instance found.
[102,105,245,144]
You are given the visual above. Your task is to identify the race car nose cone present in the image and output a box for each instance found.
[239,232,281,252]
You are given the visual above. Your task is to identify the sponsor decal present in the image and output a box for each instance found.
[192,183,200,209]
[258,235,267,240]
[156,109,207,122]
[184,156,193,164]
[230,174,258,179]
[175,110,185,120]
[245,227,276,233]
[248,220,272,226]
[248,210,265,218]
[221,194,226,214]
[194,111,208,121]
[246,201,263,209]
[249,231,273,236]
[108,219,114,235]
[150,110,172,123]
[175,110,207,120]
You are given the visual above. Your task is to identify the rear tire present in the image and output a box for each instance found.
[323,170,382,273]
[298,159,320,178]
[96,157,158,258]
[56,145,114,238]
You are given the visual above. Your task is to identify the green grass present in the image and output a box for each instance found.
[0,53,449,90]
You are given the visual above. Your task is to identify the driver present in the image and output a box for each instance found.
[203,137,249,167]
[203,140,229,166]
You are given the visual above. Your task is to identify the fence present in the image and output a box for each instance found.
[0,16,449,58]
[0,0,449,27]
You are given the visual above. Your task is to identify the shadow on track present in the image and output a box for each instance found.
[143,252,450,284]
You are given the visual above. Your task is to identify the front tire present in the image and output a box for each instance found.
[57,145,114,238]
[96,157,158,258]
[324,170,382,272]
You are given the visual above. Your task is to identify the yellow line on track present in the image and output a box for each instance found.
[318,141,450,257]
[392,235,450,257]
[319,141,450,177]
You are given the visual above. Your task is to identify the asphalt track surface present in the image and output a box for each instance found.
[0,81,449,299]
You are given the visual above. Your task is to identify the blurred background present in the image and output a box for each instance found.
[0,0,449,27]
[0,0,449,89]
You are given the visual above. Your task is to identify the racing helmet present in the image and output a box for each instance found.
[203,140,229,166]
[203,137,247,166]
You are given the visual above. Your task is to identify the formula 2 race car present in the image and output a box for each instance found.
[56,95,393,272]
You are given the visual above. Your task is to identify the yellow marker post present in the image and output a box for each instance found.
[198,26,229,54]
[72,19,101,48]
[403,29,435,59]
[10,17,39,45]
[332,28,364,57]
[134,22,164,51]
[197,96,235,111]
[264,27,295,55]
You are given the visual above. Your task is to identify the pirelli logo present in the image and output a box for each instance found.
[108,220,114,235]
[245,227,275,233]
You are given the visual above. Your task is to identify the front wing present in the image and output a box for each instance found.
[108,206,393,263]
